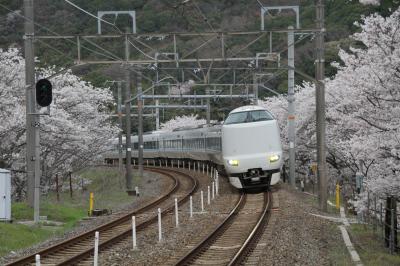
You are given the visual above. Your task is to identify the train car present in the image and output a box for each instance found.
[222,105,283,189]
[104,105,283,190]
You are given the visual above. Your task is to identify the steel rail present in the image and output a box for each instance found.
[174,191,272,266]
[7,167,196,266]
[228,191,272,265]
[58,168,198,266]
[175,193,246,266]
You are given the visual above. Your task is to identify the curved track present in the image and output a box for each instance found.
[7,167,198,266]
[175,191,272,266]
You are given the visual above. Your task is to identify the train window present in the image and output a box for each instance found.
[249,110,274,122]
[144,141,157,150]
[224,112,247,124]
[224,110,274,125]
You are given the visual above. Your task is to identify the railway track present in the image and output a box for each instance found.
[7,167,198,266]
[175,191,272,266]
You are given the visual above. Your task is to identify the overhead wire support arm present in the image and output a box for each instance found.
[33,29,319,40]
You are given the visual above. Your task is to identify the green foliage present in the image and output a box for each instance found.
[11,202,86,228]
[0,223,54,257]
[82,70,110,88]
[0,167,132,257]
[349,224,400,265]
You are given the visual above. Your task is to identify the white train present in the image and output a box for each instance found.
[105,105,283,190]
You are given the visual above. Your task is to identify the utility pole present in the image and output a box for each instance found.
[117,82,123,174]
[124,33,133,193]
[288,26,296,188]
[204,71,211,125]
[24,0,40,223]
[253,74,258,104]
[315,0,327,211]
[137,72,144,179]
[155,99,160,130]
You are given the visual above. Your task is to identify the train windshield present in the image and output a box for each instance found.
[224,110,274,125]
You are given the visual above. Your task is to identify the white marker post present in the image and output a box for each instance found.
[178,160,180,168]
[206,165,209,176]
[158,208,162,242]
[94,231,99,266]
[132,216,137,249]
[190,196,193,218]
[35,254,40,266]
[207,186,211,205]
[135,186,139,197]
[202,163,204,174]
[201,191,204,212]
[212,182,215,200]
[159,160,162,167]
[165,160,168,167]
[175,198,179,228]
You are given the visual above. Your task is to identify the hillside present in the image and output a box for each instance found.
[1,0,398,70]
[0,0,398,128]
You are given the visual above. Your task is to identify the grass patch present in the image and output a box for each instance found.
[12,202,86,229]
[327,224,353,265]
[0,223,54,257]
[1,167,134,258]
[349,224,400,266]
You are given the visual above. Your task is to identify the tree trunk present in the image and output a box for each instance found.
[55,173,59,202]
[385,196,398,250]
[69,172,73,199]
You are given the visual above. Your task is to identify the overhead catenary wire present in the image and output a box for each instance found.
[64,0,122,34]
[65,0,172,62]
[62,0,180,76]
[0,3,121,63]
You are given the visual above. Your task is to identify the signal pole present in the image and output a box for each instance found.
[24,0,40,223]
[288,26,296,188]
[124,33,133,193]
[117,82,123,174]
[315,0,327,211]
[137,72,144,179]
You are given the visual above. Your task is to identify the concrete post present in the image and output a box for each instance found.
[125,33,133,192]
[315,0,327,211]
[94,231,99,266]
[137,72,144,180]
[132,216,137,249]
[288,26,296,188]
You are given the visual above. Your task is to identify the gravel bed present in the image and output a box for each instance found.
[3,170,346,266]
[1,168,170,265]
[97,169,239,266]
[254,183,346,266]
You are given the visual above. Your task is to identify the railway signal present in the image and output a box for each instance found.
[35,79,52,107]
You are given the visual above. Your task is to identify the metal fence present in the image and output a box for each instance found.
[355,190,399,254]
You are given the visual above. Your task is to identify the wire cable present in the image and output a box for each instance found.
[0,3,121,62]
[64,0,122,34]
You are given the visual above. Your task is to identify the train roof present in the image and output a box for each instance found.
[229,105,267,114]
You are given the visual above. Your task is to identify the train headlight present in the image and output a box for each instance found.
[227,159,239,166]
[269,155,280,163]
